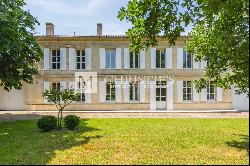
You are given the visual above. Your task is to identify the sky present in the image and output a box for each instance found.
[24,0,131,36]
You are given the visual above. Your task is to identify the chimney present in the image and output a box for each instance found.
[97,23,102,36]
[46,22,54,36]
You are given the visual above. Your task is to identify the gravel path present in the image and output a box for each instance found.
[0,111,248,122]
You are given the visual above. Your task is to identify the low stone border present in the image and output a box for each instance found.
[0,111,248,122]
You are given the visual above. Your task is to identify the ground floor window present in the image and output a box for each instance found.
[130,82,139,101]
[156,81,167,101]
[51,82,60,90]
[77,81,86,102]
[106,82,115,101]
[207,81,215,100]
[183,81,192,101]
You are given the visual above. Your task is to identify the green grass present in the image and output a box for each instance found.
[0,118,249,165]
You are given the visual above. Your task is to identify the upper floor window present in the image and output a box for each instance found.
[130,52,140,68]
[130,82,139,101]
[106,82,115,101]
[76,50,86,70]
[207,81,215,100]
[51,50,60,70]
[156,81,167,101]
[156,49,165,68]
[105,49,116,69]
[183,81,192,101]
[183,50,192,69]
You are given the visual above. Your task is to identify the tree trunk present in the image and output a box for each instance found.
[57,109,63,130]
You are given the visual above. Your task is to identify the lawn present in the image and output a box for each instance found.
[0,118,248,165]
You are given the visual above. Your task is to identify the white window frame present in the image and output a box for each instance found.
[156,49,166,68]
[130,52,140,69]
[129,82,140,101]
[156,81,167,101]
[183,81,193,101]
[105,49,116,69]
[207,81,216,101]
[76,81,86,103]
[76,49,86,70]
[106,82,116,101]
[51,49,60,70]
[183,50,193,69]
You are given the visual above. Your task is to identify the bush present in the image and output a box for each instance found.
[64,115,80,130]
[37,115,57,131]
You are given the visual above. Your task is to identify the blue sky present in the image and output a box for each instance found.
[24,0,191,36]
[24,0,131,36]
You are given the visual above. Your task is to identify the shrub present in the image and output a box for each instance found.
[64,115,80,130]
[37,115,57,132]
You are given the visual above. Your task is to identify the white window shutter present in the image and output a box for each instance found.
[60,48,66,70]
[116,48,121,69]
[85,48,91,70]
[115,81,122,102]
[43,81,50,103]
[166,48,172,69]
[99,81,106,102]
[177,81,183,102]
[217,87,223,101]
[123,81,130,102]
[44,48,50,70]
[85,81,92,103]
[99,48,105,69]
[193,57,200,69]
[69,81,76,103]
[177,48,183,69]
[193,86,200,101]
[201,88,207,101]
[140,50,145,69]
[124,48,130,69]
[167,81,174,110]
[60,81,66,91]
[140,80,145,102]
[201,60,207,69]
[69,48,76,70]
[151,48,156,69]
[150,81,156,110]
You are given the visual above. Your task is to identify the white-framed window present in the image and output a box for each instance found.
[183,81,192,101]
[76,81,86,102]
[156,49,165,68]
[156,81,167,101]
[183,50,192,69]
[105,49,116,69]
[106,82,115,101]
[207,81,216,100]
[51,82,60,90]
[51,49,60,70]
[76,50,86,70]
[129,82,139,101]
[130,52,140,68]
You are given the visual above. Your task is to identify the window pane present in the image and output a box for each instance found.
[77,50,80,56]
[161,96,166,101]
[161,50,165,68]
[52,57,56,62]
[82,50,85,56]
[77,63,80,69]
[187,88,191,93]
[161,88,166,97]
[135,53,139,68]
[156,50,160,68]
[187,94,192,100]
[52,50,56,56]
[82,63,85,69]
[57,50,60,56]
[82,56,85,62]
[77,57,80,62]
[57,56,60,62]
[130,85,133,100]
[156,97,161,101]
[57,63,60,69]
[130,52,134,68]
[52,63,56,69]
[156,88,160,96]
[187,54,192,68]
[183,51,187,68]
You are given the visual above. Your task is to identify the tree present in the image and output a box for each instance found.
[0,0,43,91]
[118,0,249,95]
[43,89,79,129]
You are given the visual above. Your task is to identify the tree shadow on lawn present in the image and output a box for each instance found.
[226,134,249,155]
[0,119,102,165]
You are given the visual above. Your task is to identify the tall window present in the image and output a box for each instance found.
[183,81,192,101]
[156,49,165,68]
[183,50,192,69]
[105,49,116,69]
[52,82,60,90]
[207,82,215,100]
[51,50,60,69]
[130,52,140,68]
[130,82,139,101]
[106,82,115,101]
[156,81,167,101]
[76,50,86,69]
[76,81,85,102]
